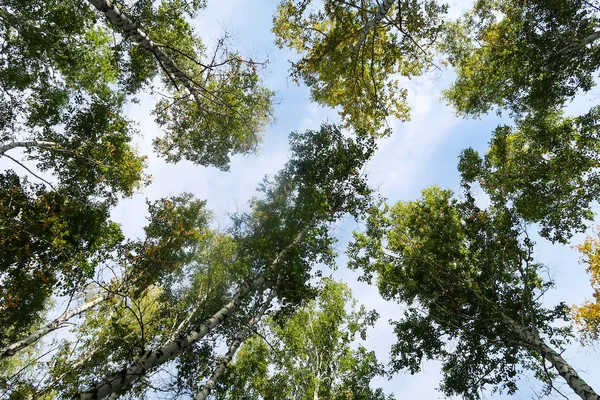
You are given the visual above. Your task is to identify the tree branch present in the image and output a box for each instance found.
[354,0,395,51]
[2,153,55,189]
[0,140,58,155]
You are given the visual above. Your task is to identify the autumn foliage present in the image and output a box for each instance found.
[574,230,600,343]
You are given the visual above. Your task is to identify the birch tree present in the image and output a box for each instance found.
[0,0,148,195]
[0,293,109,360]
[0,176,125,348]
[573,230,600,345]
[458,108,600,243]
[87,0,275,170]
[53,124,375,399]
[441,0,600,244]
[442,0,600,118]
[195,292,275,400]
[0,0,274,353]
[0,191,209,395]
[0,0,148,339]
[214,279,393,400]
[272,0,447,136]
[40,228,238,399]
[349,187,598,399]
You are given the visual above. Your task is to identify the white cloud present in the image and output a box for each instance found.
[366,76,462,200]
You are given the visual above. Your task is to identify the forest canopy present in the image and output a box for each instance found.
[0,0,599,399]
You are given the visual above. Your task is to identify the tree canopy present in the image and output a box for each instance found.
[215,279,392,400]
[273,0,447,136]
[458,107,600,243]
[28,124,374,399]
[2,0,600,399]
[0,0,276,351]
[442,0,600,117]
[573,229,600,344]
[442,0,600,245]
[348,186,590,399]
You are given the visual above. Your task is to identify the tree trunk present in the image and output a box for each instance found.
[580,30,600,48]
[0,293,109,358]
[85,0,202,104]
[0,140,58,155]
[74,226,311,400]
[166,303,200,344]
[313,369,320,400]
[354,0,395,51]
[504,315,600,400]
[559,30,600,55]
[195,293,274,400]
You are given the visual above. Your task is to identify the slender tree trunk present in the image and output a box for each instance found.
[74,226,311,400]
[354,0,395,51]
[0,293,109,358]
[195,293,274,400]
[580,30,600,47]
[308,309,321,400]
[503,316,600,400]
[559,30,600,55]
[85,0,202,104]
[570,30,600,53]
[166,303,200,344]
[0,140,58,155]
[37,341,104,397]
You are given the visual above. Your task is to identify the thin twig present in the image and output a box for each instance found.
[3,153,55,189]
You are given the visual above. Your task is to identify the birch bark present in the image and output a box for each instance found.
[85,0,202,104]
[194,294,274,400]
[354,0,395,50]
[503,315,600,400]
[0,140,58,155]
[0,293,110,358]
[74,226,310,399]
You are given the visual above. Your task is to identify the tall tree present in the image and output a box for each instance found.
[457,107,600,243]
[0,0,146,340]
[87,0,275,170]
[441,0,600,244]
[2,0,275,173]
[195,292,275,400]
[42,230,240,399]
[0,175,125,347]
[0,0,275,350]
[442,0,600,117]
[0,0,149,193]
[349,187,598,399]
[214,279,393,400]
[69,124,375,399]
[0,192,208,360]
[0,193,210,396]
[272,0,447,136]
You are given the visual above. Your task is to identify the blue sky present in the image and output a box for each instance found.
[108,0,600,398]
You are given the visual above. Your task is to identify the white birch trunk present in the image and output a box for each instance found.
[503,315,600,400]
[74,226,310,399]
[0,293,109,358]
[85,0,202,104]
[194,294,274,400]
[570,30,600,53]
[0,140,58,155]
[166,304,200,344]
[580,30,600,48]
[354,0,395,51]
[559,30,600,55]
